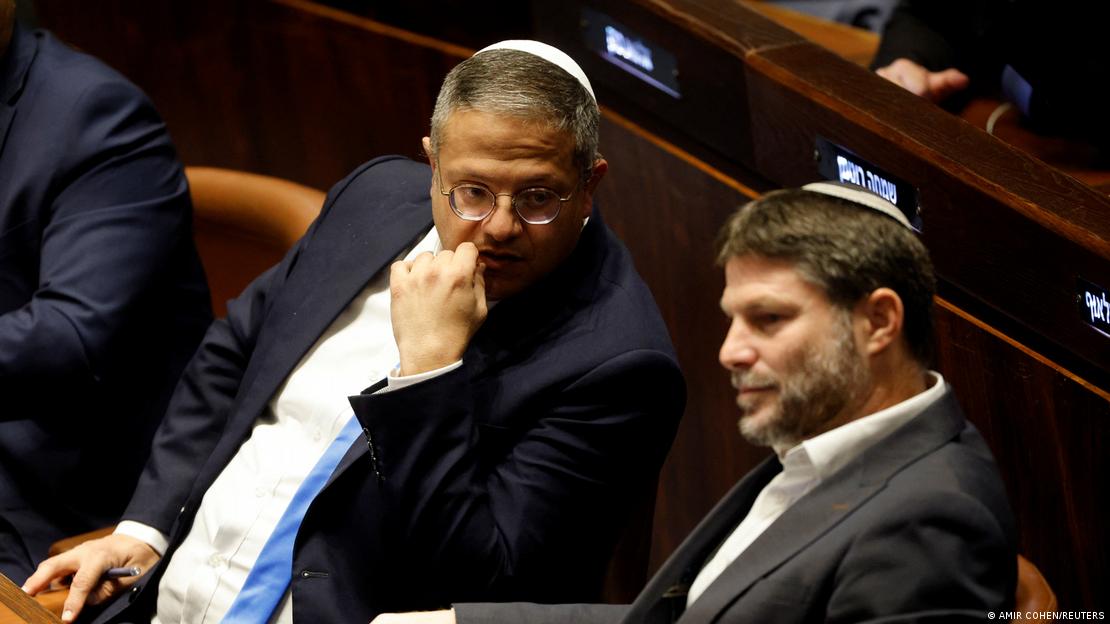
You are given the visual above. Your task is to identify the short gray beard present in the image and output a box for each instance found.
[737,313,870,449]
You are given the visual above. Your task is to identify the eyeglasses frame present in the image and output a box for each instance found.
[434,166,582,225]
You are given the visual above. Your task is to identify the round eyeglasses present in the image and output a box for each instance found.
[437,174,576,225]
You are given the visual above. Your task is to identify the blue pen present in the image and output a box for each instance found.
[104,566,142,579]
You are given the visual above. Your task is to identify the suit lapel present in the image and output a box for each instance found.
[0,104,13,167]
[678,467,886,622]
[622,458,780,624]
[199,186,434,485]
[0,25,37,165]
[246,195,432,402]
[676,388,966,622]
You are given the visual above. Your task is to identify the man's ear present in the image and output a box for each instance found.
[422,137,434,166]
[857,287,904,356]
[578,158,608,219]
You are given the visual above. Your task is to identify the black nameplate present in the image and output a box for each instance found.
[581,7,681,99]
[815,136,921,229]
[1078,277,1110,339]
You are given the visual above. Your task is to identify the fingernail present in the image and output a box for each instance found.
[62,610,73,622]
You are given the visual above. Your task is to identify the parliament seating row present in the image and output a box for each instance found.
[24,0,1110,609]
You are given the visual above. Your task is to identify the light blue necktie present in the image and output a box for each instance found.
[221,415,363,623]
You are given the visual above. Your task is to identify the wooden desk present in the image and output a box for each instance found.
[747,1,1110,193]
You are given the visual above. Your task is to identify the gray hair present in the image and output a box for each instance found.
[716,189,937,365]
[429,49,600,178]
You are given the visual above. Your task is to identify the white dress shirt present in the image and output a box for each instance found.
[685,372,947,607]
[116,228,456,624]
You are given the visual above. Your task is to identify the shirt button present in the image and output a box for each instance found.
[208,553,225,568]
[255,486,269,498]
[312,429,322,442]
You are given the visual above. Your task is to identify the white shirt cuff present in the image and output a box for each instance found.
[114,520,170,556]
[383,359,463,393]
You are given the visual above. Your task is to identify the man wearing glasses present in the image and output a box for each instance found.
[25,41,685,624]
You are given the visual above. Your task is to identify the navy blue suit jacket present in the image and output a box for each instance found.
[456,387,1017,623]
[97,156,684,622]
[0,24,211,580]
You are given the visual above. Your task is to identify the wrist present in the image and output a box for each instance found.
[398,350,463,377]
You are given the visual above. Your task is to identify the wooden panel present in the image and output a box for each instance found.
[34,0,468,190]
[596,113,768,569]
[532,0,791,170]
[742,1,878,66]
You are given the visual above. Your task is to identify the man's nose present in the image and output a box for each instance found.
[483,194,522,241]
[718,321,757,370]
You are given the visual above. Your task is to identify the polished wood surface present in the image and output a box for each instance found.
[34,0,467,191]
[744,1,879,66]
[747,2,1110,194]
[33,0,1110,609]
[0,573,61,624]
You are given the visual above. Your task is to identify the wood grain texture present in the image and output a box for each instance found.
[596,115,768,569]
[742,1,878,66]
[0,573,61,624]
[34,0,466,190]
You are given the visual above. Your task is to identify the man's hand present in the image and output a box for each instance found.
[371,609,456,624]
[390,242,487,376]
[21,533,160,623]
[875,58,969,103]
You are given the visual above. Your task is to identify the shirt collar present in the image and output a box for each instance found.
[780,371,946,481]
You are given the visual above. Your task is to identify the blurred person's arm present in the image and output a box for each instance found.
[871,0,976,103]
[0,71,196,416]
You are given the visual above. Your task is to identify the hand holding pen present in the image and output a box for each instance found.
[22,533,161,623]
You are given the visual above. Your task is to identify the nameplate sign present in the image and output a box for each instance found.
[581,7,681,98]
[1078,277,1110,339]
[815,136,921,230]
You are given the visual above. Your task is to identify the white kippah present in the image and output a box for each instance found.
[475,40,596,103]
[802,181,913,229]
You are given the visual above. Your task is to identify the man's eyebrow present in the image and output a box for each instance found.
[444,167,565,188]
[721,295,795,315]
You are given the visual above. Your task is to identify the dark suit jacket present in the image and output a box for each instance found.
[0,24,211,580]
[93,156,685,622]
[456,386,1017,623]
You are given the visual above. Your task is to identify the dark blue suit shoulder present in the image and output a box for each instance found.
[322,156,430,209]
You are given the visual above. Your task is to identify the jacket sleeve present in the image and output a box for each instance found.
[827,489,1015,622]
[0,76,192,417]
[350,346,684,602]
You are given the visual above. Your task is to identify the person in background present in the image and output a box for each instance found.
[376,182,1016,623]
[0,0,212,583]
[872,0,1110,148]
[24,40,685,624]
